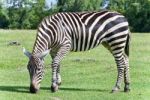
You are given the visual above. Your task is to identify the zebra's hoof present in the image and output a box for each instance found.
[124,83,130,92]
[51,85,59,92]
[124,87,130,92]
[111,87,120,93]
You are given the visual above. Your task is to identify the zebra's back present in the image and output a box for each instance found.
[52,11,129,52]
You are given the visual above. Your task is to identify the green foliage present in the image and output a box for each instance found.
[81,0,102,11]
[7,0,47,29]
[0,0,149,32]
[57,0,102,12]
[8,7,26,29]
[0,6,9,28]
[126,0,150,32]
[109,0,150,32]
[57,0,84,12]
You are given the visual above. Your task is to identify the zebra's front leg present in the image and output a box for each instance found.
[51,62,59,92]
[56,65,62,85]
[50,52,62,86]
[51,45,71,92]
[112,55,125,93]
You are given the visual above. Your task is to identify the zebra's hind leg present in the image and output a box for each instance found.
[102,41,126,93]
[111,54,125,93]
[123,54,130,92]
[51,45,71,92]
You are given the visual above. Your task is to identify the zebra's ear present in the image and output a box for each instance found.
[23,47,32,58]
[36,49,50,59]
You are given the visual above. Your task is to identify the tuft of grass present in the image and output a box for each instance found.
[0,30,150,100]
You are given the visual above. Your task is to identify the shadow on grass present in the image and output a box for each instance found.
[0,86,49,93]
[0,85,109,93]
[0,86,29,93]
[59,87,109,92]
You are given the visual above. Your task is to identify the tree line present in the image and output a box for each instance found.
[0,0,150,32]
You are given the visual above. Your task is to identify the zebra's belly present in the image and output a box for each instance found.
[70,38,102,52]
[70,25,103,52]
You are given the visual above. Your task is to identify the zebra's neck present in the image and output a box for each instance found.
[32,32,49,55]
[32,15,61,55]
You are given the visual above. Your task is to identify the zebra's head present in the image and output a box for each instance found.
[23,48,49,93]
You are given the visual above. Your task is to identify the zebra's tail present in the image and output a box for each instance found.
[125,32,131,57]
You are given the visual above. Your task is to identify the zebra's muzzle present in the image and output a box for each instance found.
[30,84,39,93]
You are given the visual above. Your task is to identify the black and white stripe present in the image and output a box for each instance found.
[29,10,131,93]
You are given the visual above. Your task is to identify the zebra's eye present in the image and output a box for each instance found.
[37,68,41,71]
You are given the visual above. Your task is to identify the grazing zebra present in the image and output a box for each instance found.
[23,10,131,93]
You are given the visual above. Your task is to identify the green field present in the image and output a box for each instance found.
[0,30,150,100]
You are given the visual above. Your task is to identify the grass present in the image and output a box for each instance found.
[0,30,150,100]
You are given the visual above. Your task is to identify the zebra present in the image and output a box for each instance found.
[23,10,131,93]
